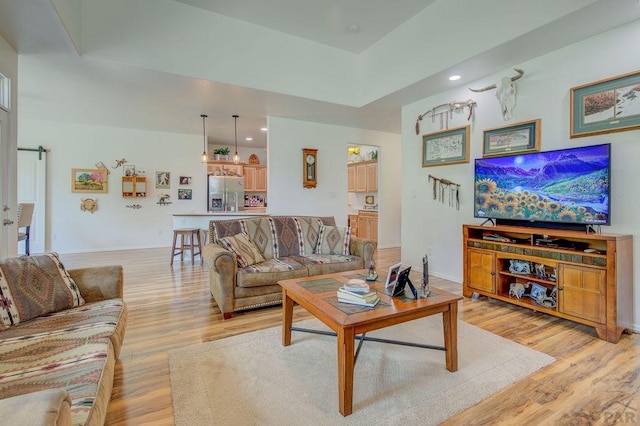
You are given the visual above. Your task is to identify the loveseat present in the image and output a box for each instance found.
[0,253,127,426]
[203,215,376,319]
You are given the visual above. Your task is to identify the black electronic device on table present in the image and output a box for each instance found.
[391,266,418,299]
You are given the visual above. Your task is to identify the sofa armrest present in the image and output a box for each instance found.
[68,265,124,303]
[202,243,238,315]
[349,236,377,267]
[0,388,72,426]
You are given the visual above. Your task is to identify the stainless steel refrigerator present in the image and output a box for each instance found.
[208,175,244,212]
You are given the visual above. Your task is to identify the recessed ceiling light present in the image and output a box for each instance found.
[260,127,268,132]
[245,137,253,141]
[347,23,360,34]
[449,75,461,81]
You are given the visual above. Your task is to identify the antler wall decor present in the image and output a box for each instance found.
[415,99,476,135]
[428,175,461,210]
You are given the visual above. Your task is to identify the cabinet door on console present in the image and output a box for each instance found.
[467,249,496,293]
[557,264,606,323]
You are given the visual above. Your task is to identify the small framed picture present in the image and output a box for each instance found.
[156,171,170,189]
[178,188,192,200]
[179,176,192,185]
[123,165,136,177]
[529,283,547,301]
[365,195,375,205]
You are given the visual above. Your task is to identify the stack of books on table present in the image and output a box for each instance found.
[337,286,380,307]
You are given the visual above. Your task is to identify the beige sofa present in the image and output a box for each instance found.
[0,254,127,426]
[203,215,376,318]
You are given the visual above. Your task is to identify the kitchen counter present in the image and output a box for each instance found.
[173,211,268,231]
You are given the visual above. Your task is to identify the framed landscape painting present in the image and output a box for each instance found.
[71,168,108,193]
[482,119,541,157]
[422,125,470,167]
[570,70,640,138]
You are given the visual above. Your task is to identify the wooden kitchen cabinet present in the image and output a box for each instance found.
[462,223,633,343]
[357,210,378,243]
[348,160,377,193]
[366,162,377,191]
[348,214,358,236]
[347,165,356,192]
[355,163,367,192]
[244,165,267,191]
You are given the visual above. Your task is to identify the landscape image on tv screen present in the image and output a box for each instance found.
[474,143,610,225]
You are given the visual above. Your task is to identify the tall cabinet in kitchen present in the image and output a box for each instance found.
[348,160,377,193]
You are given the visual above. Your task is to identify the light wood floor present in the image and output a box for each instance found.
[59,247,639,425]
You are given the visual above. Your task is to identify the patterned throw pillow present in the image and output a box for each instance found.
[219,233,266,268]
[0,253,85,328]
[315,225,351,256]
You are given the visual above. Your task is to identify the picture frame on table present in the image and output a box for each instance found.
[385,263,402,289]
[529,283,547,301]
[482,119,541,157]
[570,70,640,138]
[422,125,470,167]
[71,168,108,193]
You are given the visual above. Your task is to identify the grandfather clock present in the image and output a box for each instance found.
[302,148,318,188]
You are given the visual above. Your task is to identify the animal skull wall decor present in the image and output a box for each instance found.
[469,68,524,121]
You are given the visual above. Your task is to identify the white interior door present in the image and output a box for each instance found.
[0,115,6,257]
[0,109,15,258]
[17,149,47,254]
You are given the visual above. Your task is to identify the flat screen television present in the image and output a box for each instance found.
[473,143,611,228]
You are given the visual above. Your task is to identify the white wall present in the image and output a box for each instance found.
[19,119,206,253]
[16,116,401,253]
[401,19,640,328]
[267,117,401,248]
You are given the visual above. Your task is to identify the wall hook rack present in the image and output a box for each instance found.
[126,204,142,209]
[428,174,461,210]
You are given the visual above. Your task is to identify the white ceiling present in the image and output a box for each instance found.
[1,0,640,149]
[175,0,437,53]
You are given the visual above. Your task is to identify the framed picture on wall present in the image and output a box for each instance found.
[156,171,170,189]
[570,70,640,138]
[482,119,541,157]
[178,189,192,200]
[422,125,470,167]
[71,168,108,193]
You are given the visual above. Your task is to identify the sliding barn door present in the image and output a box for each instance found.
[17,149,47,254]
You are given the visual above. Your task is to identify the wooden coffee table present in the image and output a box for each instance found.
[278,270,462,416]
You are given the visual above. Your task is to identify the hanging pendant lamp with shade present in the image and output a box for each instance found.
[201,114,208,163]
[233,114,240,164]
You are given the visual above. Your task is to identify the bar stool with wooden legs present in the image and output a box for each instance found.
[170,228,202,265]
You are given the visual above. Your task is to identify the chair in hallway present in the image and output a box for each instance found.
[17,203,35,255]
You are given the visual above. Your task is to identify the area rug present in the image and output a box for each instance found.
[169,317,554,425]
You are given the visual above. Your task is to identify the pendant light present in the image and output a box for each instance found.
[232,114,240,164]
[200,114,208,163]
